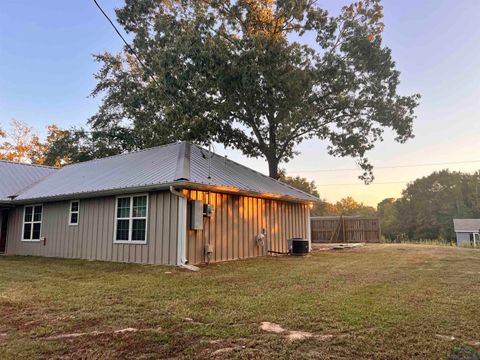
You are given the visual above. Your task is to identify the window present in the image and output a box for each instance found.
[22,205,43,241]
[114,195,148,243]
[69,200,80,225]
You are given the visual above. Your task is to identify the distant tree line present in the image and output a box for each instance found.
[377,170,480,241]
[281,169,480,242]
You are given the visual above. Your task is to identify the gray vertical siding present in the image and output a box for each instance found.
[456,232,473,247]
[5,189,311,266]
[186,190,310,264]
[6,191,179,265]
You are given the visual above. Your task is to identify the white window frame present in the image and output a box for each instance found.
[69,200,80,226]
[113,194,148,245]
[21,204,43,242]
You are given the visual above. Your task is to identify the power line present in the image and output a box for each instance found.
[316,181,409,187]
[289,159,480,173]
[92,0,160,87]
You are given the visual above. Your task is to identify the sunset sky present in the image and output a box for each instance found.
[1,0,479,206]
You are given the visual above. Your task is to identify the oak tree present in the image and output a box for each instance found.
[90,0,419,179]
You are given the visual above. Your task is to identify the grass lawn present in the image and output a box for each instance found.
[1,244,480,359]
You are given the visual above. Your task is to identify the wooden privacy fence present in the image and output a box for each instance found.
[311,216,382,243]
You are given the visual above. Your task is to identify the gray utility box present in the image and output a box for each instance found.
[190,200,204,230]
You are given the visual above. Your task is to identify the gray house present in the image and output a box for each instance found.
[453,219,480,247]
[0,142,317,265]
[0,161,56,254]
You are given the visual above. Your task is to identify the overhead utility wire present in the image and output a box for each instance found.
[316,181,409,187]
[92,0,160,87]
[90,0,479,181]
[290,159,480,173]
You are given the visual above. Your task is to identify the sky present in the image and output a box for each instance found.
[1,0,479,206]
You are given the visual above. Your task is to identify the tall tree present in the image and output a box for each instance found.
[332,196,376,216]
[376,197,399,240]
[278,170,333,216]
[0,119,46,164]
[43,127,134,166]
[278,169,319,197]
[390,170,480,240]
[90,0,419,179]
[278,169,377,217]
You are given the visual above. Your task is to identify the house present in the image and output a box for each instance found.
[0,142,317,265]
[0,161,57,254]
[453,219,480,247]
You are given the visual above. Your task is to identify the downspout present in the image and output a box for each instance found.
[307,203,312,251]
[170,186,188,266]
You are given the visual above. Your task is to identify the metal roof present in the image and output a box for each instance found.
[0,161,56,202]
[12,142,318,203]
[453,219,480,232]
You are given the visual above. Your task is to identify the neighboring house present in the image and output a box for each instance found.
[0,142,317,265]
[453,219,480,247]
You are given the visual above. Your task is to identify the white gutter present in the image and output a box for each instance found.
[170,186,188,266]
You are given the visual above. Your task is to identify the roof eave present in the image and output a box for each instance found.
[11,181,186,204]
[12,181,318,204]
[180,181,318,203]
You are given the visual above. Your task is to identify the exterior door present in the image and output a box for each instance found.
[474,233,479,248]
[0,210,7,253]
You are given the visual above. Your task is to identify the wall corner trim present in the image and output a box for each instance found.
[170,186,188,265]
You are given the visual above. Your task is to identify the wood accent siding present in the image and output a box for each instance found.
[186,190,310,264]
[6,191,178,265]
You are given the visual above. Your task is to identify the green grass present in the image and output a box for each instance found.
[385,238,456,246]
[1,244,480,359]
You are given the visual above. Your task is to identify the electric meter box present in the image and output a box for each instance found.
[190,200,204,230]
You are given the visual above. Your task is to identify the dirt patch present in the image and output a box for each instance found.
[260,322,285,334]
[435,334,456,341]
[211,346,245,356]
[287,331,314,341]
[260,322,335,342]
[46,327,160,340]
[312,243,365,252]
[316,334,335,341]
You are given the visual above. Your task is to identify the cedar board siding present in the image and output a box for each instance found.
[186,190,310,264]
[6,191,178,265]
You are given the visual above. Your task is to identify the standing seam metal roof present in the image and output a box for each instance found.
[0,161,57,202]
[11,142,318,202]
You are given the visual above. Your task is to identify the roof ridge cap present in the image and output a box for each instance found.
[174,141,191,181]
[63,142,181,169]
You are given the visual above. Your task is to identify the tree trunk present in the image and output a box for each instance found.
[268,157,280,179]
